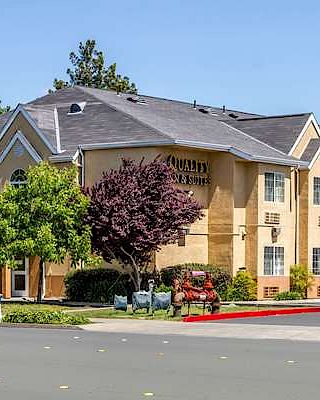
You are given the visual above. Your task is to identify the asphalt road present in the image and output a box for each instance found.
[0,327,319,400]
[210,312,320,326]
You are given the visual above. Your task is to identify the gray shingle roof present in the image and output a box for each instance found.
[0,86,307,167]
[24,105,58,151]
[301,138,320,162]
[0,110,12,131]
[226,114,311,154]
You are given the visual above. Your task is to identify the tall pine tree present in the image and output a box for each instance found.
[51,39,137,94]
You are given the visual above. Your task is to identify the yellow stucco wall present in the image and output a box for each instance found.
[256,164,295,278]
[305,155,320,295]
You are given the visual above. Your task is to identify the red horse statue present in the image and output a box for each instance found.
[172,271,220,316]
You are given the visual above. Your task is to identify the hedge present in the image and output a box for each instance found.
[64,268,160,303]
[64,264,231,303]
[2,310,88,325]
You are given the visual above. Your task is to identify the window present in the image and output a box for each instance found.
[314,177,320,205]
[10,169,26,186]
[312,248,320,275]
[264,246,284,275]
[265,172,285,202]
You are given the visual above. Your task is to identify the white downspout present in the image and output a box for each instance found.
[42,262,46,300]
[54,107,62,153]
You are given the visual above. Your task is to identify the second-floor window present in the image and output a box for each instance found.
[265,172,285,202]
[314,177,320,205]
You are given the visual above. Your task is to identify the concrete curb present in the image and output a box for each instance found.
[0,322,82,330]
[183,306,320,322]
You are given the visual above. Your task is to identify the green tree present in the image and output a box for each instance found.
[0,100,10,115]
[290,264,314,298]
[52,39,137,94]
[0,162,94,301]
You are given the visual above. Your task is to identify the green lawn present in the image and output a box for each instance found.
[68,304,273,321]
[0,303,275,322]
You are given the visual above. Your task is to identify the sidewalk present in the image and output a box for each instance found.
[81,318,320,342]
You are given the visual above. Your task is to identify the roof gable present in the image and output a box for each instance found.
[225,113,312,154]
[0,131,42,164]
[0,105,58,154]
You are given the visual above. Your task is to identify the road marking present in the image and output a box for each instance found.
[143,392,154,397]
[73,336,80,339]
[121,338,128,342]
[218,356,229,360]
[59,385,69,390]
[286,360,297,364]
[156,352,165,357]
[163,340,169,344]
[43,346,51,350]
[97,348,107,352]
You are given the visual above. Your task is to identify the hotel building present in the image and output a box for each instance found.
[0,86,319,299]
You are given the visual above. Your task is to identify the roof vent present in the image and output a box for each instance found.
[228,113,238,119]
[126,96,147,105]
[68,102,86,115]
[199,108,209,114]
[198,107,219,117]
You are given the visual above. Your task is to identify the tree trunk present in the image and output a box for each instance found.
[129,268,140,292]
[119,247,141,292]
[37,258,44,303]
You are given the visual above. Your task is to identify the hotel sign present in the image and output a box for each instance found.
[166,154,211,186]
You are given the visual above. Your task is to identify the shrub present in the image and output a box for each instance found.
[154,283,172,293]
[2,310,88,325]
[227,271,257,301]
[65,268,130,303]
[274,291,303,301]
[64,268,160,303]
[290,264,314,299]
[160,263,232,300]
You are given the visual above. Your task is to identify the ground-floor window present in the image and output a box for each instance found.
[312,248,320,275]
[264,246,284,275]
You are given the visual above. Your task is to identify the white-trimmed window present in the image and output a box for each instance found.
[314,177,320,205]
[265,172,285,202]
[10,169,27,187]
[312,248,320,275]
[264,246,284,275]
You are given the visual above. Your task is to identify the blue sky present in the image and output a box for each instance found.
[1,0,320,116]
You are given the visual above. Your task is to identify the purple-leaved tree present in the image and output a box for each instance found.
[85,157,203,291]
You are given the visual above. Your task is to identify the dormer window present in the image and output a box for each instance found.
[68,102,86,115]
